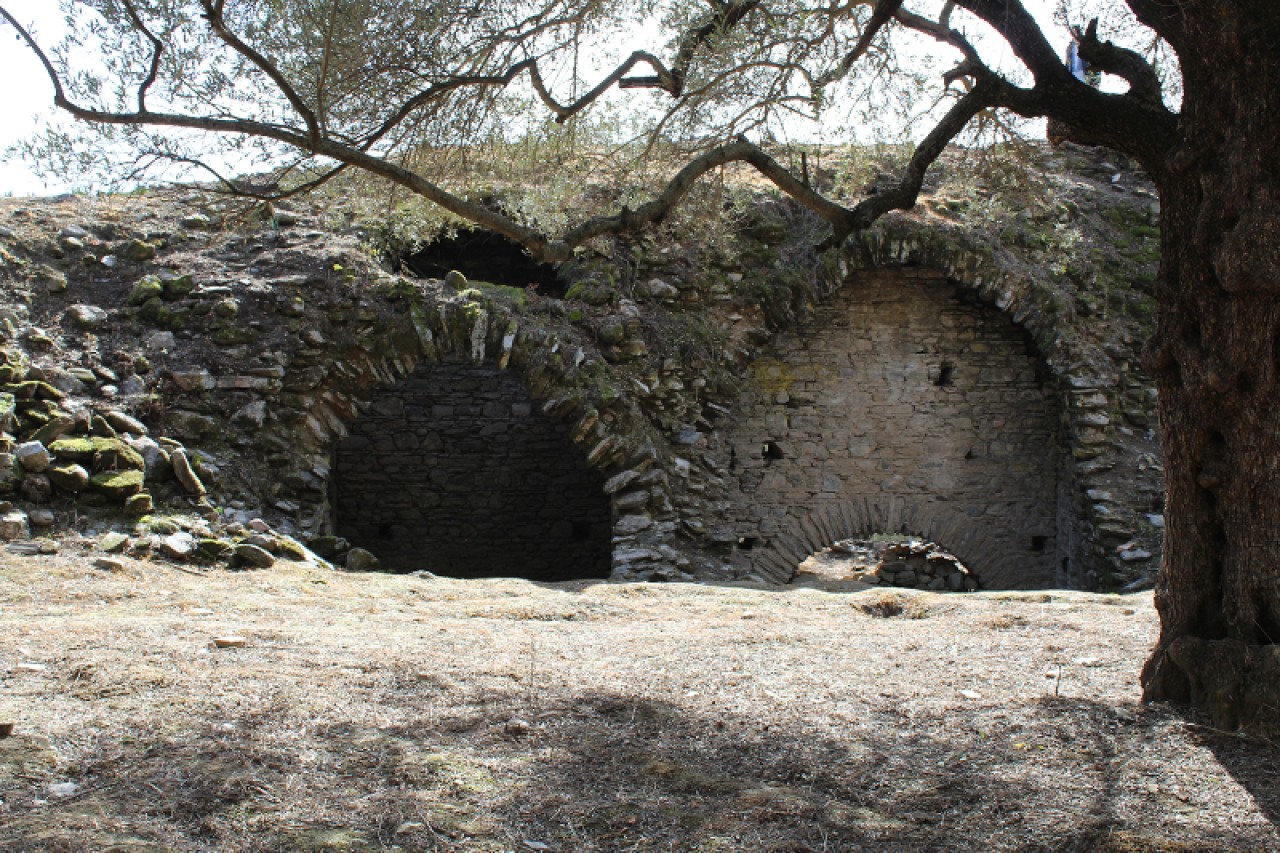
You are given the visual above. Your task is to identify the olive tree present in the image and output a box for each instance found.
[2,0,1278,734]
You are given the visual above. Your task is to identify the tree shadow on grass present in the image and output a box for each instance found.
[1180,713,1280,836]
[2,690,1276,852]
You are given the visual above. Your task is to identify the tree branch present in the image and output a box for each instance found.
[120,0,164,113]
[840,84,994,238]
[814,0,906,90]
[663,0,764,95]
[562,136,856,247]
[1077,18,1164,105]
[197,0,321,142]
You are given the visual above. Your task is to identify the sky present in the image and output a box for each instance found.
[0,0,1070,198]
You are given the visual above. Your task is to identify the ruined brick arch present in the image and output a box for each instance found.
[743,498,1021,588]
[285,295,658,578]
[718,264,1074,590]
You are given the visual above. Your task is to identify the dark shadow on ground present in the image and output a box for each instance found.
[3,685,1276,852]
[1185,714,1280,835]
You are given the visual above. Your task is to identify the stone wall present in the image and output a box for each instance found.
[332,360,612,578]
[0,160,1164,590]
[708,267,1066,588]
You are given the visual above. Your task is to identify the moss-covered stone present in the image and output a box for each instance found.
[565,279,616,306]
[198,538,235,560]
[139,515,180,534]
[93,442,146,472]
[274,536,309,561]
[127,276,165,306]
[161,273,195,300]
[49,437,141,471]
[47,463,90,493]
[121,239,156,262]
[7,381,66,402]
[0,454,20,494]
[90,469,144,501]
[211,325,256,346]
[124,491,153,516]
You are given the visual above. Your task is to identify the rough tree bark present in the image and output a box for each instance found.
[1136,7,1280,736]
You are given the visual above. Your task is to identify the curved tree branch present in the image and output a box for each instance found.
[197,0,321,142]
[840,84,995,238]
[813,0,906,90]
[120,0,164,113]
[1077,18,1164,105]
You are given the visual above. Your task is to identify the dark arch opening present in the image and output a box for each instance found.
[400,230,566,297]
[332,360,612,580]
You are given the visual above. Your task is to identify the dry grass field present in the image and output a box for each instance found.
[1,549,1277,852]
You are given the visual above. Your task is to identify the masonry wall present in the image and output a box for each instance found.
[721,268,1065,588]
[332,360,613,579]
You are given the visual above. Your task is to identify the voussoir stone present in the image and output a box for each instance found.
[234,543,276,569]
[169,448,206,496]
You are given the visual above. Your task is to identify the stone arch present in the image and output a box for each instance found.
[330,357,614,578]
[266,288,666,577]
[719,265,1071,590]
[745,498,1028,588]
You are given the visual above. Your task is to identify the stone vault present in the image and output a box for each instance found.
[709,266,1069,589]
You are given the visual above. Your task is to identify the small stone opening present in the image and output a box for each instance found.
[399,230,566,297]
[792,536,981,592]
[332,360,612,580]
[762,440,785,462]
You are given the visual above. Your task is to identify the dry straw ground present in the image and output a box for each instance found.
[1,548,1277,852]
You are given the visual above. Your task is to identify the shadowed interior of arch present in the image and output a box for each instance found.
[331,359,612,580]
[398,229,566,297]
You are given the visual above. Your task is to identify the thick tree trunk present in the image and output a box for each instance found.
[1139,14,1280,736]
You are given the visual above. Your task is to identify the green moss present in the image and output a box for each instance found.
[128,276,165,306]
[90,469,145,500]
[7,380,65,402]
[49,437,138,468]
[161,273,195,300]
[211,325,256,346]
[198,538,235,560]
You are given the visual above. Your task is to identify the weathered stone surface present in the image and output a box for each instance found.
[89,469,145,501]
[28,508,55,528]
[0,510,29,540]
[21,473,52,503]
[67,304,109,330]
[168,370,214,391]
[166,410,219,439]
[169,448,207,496]
[234,542,275,568]
[30,416,76,447]
[47,463,90,493]
[332,361,611,579]
[714,270,1064,590]
[14,442,49,473]
[103,410,148,436]
[230,400,268,429]
[159,531,197,559]
[125,491,154,516]
[344,547,381,572]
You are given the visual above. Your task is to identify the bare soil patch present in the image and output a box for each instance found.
[1,551,1276,852]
